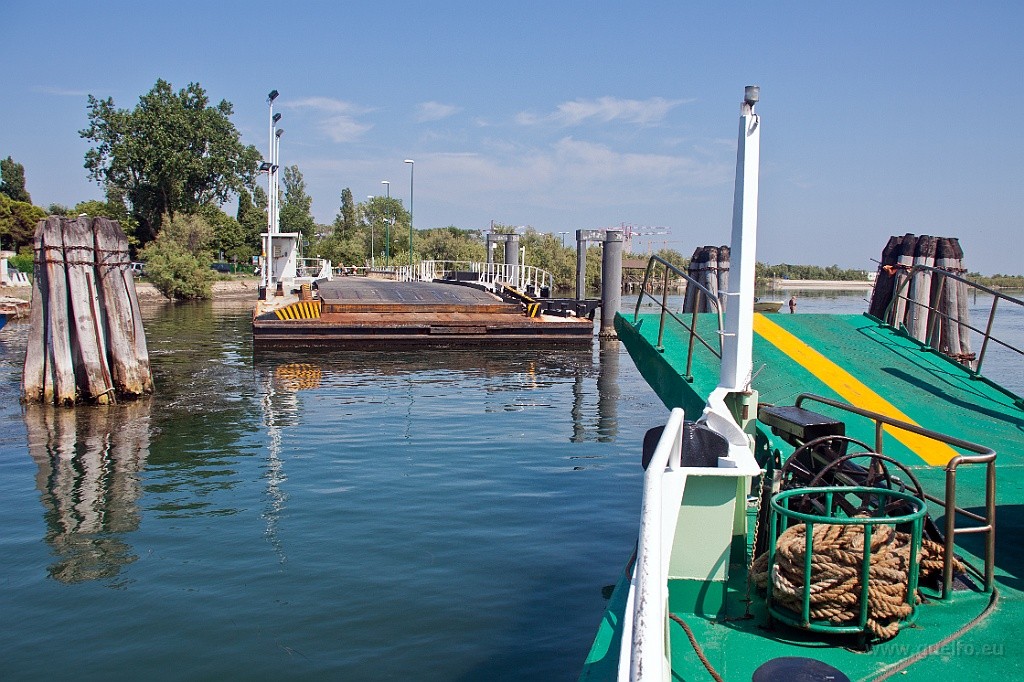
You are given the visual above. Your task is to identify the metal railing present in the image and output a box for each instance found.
[883,263,1024,377]
[793,393,996,598]
[295,258,332,280]
[632,255,725,381]
[389,260,555,293]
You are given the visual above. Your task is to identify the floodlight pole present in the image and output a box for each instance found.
[264,90,279,293]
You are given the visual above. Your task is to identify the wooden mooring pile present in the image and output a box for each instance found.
[868,234,973,362]
[22,216,152,405]
[682,245,730,313]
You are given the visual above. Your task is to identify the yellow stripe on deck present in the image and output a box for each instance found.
[752,314,959,466]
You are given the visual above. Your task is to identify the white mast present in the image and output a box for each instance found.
[719,85,761,391]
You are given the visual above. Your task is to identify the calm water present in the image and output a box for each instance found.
[0,299,663,681]
[0,292,1020,681]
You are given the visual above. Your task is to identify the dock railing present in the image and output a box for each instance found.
[391,260,554,293]
[633,255,725,381]
[793,393,996,598]
[883,263,1024,380]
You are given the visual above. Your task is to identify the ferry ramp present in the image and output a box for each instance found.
[617,311,1024,474]
[252,278,594,348]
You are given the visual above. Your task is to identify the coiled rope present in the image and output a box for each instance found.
[750,521,960,640]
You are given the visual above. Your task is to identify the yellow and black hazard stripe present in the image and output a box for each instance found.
[274,300,322,320]
[499,284,544,317]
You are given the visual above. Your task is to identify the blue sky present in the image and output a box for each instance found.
[3,1,1022,274]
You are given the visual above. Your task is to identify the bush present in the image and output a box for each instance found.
[139,213,214,300]
[10,247,34,274]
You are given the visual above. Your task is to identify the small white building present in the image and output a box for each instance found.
[0,251,31,287]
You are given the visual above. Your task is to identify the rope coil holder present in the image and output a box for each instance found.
[765,485,927,645]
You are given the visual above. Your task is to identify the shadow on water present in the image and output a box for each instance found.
[23,399,152,584]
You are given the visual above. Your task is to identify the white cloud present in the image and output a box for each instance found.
[283,97,366,114]
[415,101,461,122]
[281,97,373,143]
[518,96,690,127]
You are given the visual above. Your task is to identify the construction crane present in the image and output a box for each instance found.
[618,223,670,254]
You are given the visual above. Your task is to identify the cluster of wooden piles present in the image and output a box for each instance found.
[682,245,730,313]
[22,216,152,405]
[868,234,973,362]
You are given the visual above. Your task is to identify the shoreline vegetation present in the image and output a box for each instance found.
[4,272,1019,307]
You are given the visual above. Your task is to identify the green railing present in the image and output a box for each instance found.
[883,263,1024,379]
[632,255,724,382]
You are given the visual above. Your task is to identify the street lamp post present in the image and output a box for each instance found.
[367,195,375,268]
[381,180,391,267]
[404,159,414,271]
[559,231,568,248]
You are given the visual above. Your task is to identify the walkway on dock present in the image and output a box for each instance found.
[317,278,514,310]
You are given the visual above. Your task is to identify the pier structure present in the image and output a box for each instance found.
[252,277,595,348]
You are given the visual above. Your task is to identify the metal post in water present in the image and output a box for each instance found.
[719,85,761,391]
[600,229,623,338]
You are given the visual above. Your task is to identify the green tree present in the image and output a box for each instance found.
[417,226,486,262]
[0,157,31,204]
[333,187,356,237]
[0,193,45,250]
[279,165,316,242]
[359,196,412,264]
[235,186,267,264]
[198,203,249,265]
[80,79,261,247]
[140,213,215,300]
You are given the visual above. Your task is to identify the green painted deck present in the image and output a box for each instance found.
[581,311,1024,681]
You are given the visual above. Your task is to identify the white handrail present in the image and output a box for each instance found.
[386,260,555,292]
[620,408,687,681]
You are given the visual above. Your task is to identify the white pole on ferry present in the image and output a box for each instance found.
[720,85,761,391]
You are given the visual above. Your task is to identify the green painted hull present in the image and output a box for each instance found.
[580,311,1024,681]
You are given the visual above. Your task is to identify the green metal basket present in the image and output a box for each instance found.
[765,485,927,639]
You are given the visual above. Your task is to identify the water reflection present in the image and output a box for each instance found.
[24,399,152,584]
[253,344,627,443]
